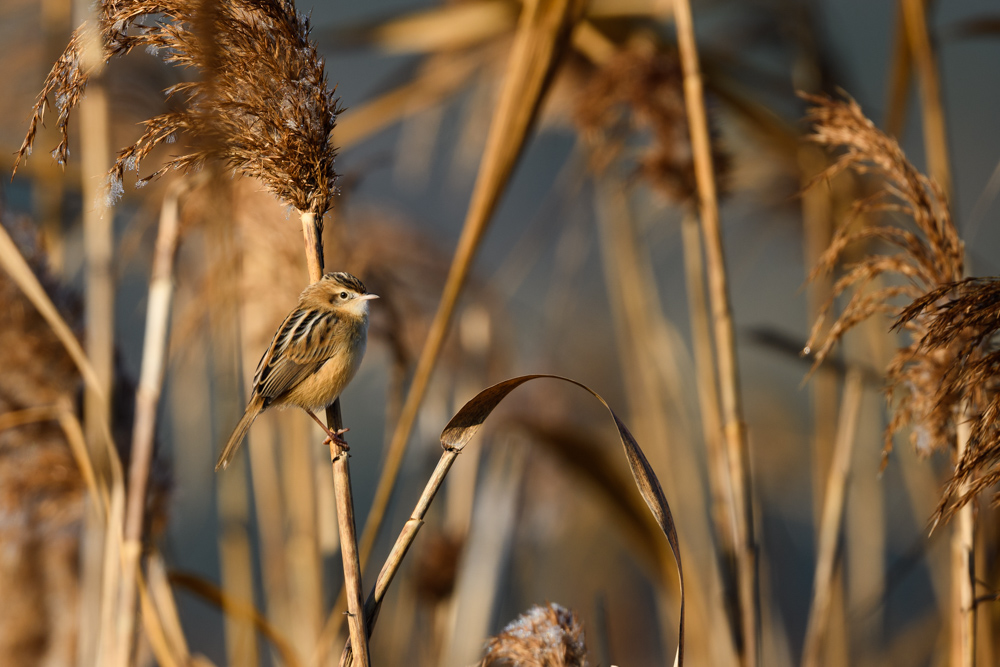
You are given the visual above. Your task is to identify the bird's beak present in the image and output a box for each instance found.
[359,293,379,301]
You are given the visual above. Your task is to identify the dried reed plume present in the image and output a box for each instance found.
[575,41,728,204]
[802,92,965,470]
[481,603,588,667]
[16,0,341,216]
[896,278,1000,519]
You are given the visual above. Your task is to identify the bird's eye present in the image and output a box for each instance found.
[340,291,348,299]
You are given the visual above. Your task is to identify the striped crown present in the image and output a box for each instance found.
[322,271,368,295]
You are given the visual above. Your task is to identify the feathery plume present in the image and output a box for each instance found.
[16,0,341,216]
[482,603,588,667]
[575,41,728,204]
[802,93,965,470]
[895,278,1000,519]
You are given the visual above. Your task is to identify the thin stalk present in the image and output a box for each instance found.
[338,445,463,667]
[300,210,370,667]
[118,181,184,663]
[951,418,975,667]
[596,183,730,665]
[209,184,259,667]
[353,0,581,607]
[78,7,114,466]
[801,369,864,667]
[798,145,837,524]
[248,421,292,653]
[673,0,759,664]
[900,0,952,199]
[885,0,913,138]
[217,460,260,667]
[282,412,324,656]
[680,210,734,577]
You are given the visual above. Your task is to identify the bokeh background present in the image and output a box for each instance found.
[2,0,1000,666]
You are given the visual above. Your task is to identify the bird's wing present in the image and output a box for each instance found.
[252,308,344,399]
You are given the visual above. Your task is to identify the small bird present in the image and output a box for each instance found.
[216,272,378,471]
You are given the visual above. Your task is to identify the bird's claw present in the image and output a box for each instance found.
[323,427,350,450]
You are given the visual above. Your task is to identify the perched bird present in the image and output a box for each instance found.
[216,272,378,471]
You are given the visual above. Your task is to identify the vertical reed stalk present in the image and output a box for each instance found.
[597,183,730,664]
[208,183,259,667]
[247,421,293,649]
[951,417,975,667]
[801,369,864,667]
[885,1,913,138]
[36,0,71,275]
[673,0,758,663]
[300,210,370,667]
[217,463,260,667]
[899,6,964,660]
[900,0,952,199]
[680,210,736,599]
[76,0,114,467]
[282,412,323,656]
[798,146,838,518]
[353,0,581,583]
[74,2,121,664]
[118,181,184,663]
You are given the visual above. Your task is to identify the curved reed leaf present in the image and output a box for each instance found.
[341,374,685,667]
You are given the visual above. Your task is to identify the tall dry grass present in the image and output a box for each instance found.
[4,0,1000,666]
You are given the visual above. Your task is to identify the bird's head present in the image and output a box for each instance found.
[307,271,379,318]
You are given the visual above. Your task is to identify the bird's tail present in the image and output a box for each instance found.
[216,396,264,471]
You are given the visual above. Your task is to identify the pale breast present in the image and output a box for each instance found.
[281,328,367,410]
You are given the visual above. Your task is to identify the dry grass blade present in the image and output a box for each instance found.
[16,0,341,216]
[351,0,585,630]
[169,571,301,667]
[331,0,518,53]
[482,603,589,667]
[0,223,106,407]
[342,374,685,666]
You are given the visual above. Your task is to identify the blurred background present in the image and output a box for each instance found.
[1,0,1000,665]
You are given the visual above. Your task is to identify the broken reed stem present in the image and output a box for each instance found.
[299,210,370,667]
[801,369,864,667]
[673,0,758,664]
[338,447,461,667]
[951,416,975,667]
[118,181,184,665]
[900,0,952,200]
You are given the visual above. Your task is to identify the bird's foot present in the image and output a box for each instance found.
[323,427,350,450]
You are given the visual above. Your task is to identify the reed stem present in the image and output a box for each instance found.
[673,0,758,663]
[118,181,184,665]
[300,211,370,667]
[951,418,975,667]
[801,369,864,667]
[351,0,581,612]
[900,0,952,199]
